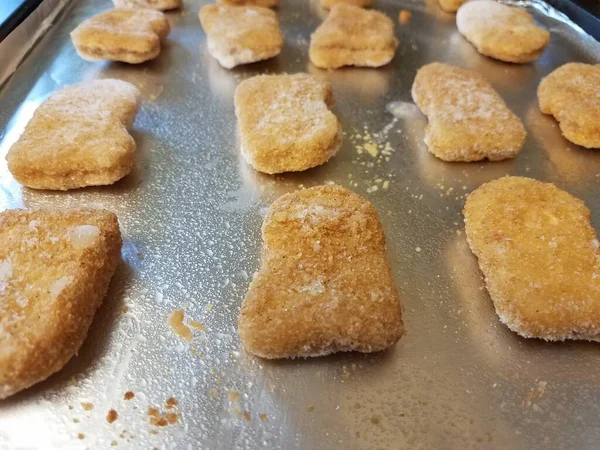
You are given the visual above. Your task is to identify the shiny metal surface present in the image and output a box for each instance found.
[1,0,600,448]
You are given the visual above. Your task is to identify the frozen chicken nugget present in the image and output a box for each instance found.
[411,63,526,162]
[0,209,122,399]
[239,185,404,359]
[113,0,181,10]
[234,73,341,174]
[6,79,141,191]
[309,3,398,69]
[438,0,467,13]
[457,0,549,63]
[217,0,278,8]
[464,177,600,341]
[199,4,283,69]
[538,63,600,149]
[70,8,170,64]
[321,0,373,11]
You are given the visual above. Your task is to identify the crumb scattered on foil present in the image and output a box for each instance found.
[399,10,411,25]
[107,409,118,424]
[148,398,180,427]
[169,309,205,342]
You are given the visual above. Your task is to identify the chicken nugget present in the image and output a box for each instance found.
[238,185,404,359]
[538,63,600,149]
[456,0,549,63]
[70,8,170,64]
[217,0,278,8]
[411,62,526,162]
[113,0,181,10]
[234,73,341,174]
[321,0,373,11]
[309,3,398,69]
[464,176,600,341]
[0,209,122,399]
[6,79,141,191]
[199,4,283,69]
[438,0,467,13]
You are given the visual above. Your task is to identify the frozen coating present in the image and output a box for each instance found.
[199,4,283,69]
[234,73,341,174]
[538,63,600,149]
[411,63,526,162]
[309,3,398,69]
[0,209,122,399]
[6,79,141,190]
[457,0,550,63]
[239,185,403,358]
[217,0,278,7]
[438,0,467,13]
[464,177,600,341]
[112,0,181,10]
[320,0,373,10]
[70,8,170,64]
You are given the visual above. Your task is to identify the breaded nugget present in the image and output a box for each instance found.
[199,4,283,69]
[464,177,600,341]
[538,63,600,149]
[239,185,403,359]
[71,8,170,64]
[234,73,341,174]
[113,0,181,10]
[438,0,467,13]
[217,0,278,8]
[6,79,141,191]
[309,3,398,69]
[411,62,526,162]
[321,0,373,11]
[0,209,122,399]
[456,0,550,63]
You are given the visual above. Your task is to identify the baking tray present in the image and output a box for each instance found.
[545,0,600,40]
[1,0,600,448]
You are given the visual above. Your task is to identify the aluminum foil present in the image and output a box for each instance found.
[1,0,600,448]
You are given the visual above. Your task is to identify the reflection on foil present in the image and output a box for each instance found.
[308,0,329,21]
[308,64,393,102]
[444,232,511,368]
[386,100,420,119]
[219,184,262,213]
[526,104,600,184]
[204,44,239,106]
[386,99,515,192]
[424,0,455,23]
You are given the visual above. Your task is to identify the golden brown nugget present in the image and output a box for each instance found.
[411,63,526,162]
[217,0,278,8]
[199,4,283,69]
[70,8,170,64]
[113,0,181,10]
[456,0,550,63]
[538,63,600,149]
[6,79,141,191]
[239,185,403,359]
[464,177,600,342]
[234,73,341,174]
[438,0,467,13]
[321,0,373,11]
[309,3,398,69]
[0,209,122,399]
